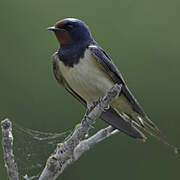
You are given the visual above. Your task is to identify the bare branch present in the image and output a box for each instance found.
[1,119,19,180]
[39,84,122,180]
[74,125,119,160]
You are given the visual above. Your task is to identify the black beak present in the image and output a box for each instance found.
[47,26,61,31]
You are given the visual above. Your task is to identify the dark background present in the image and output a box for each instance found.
[0,0,180,179]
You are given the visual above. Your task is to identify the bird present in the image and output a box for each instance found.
[48,18,177,152]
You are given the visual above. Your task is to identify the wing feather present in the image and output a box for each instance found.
[89,45,178,151]
[89,45,146,117]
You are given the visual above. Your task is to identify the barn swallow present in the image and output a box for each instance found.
[48,18,177,152]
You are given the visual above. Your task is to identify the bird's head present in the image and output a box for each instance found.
[48,18,92,46]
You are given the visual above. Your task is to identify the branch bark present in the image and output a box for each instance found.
[1,84,122,180]
[39,84,122,180]
[1,119,19,180]
[73,125,119,160]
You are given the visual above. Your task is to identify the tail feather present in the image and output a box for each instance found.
[100,106,178,153]
[100,107,147,141]
[135,115,178,154]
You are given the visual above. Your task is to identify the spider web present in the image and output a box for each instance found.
[13,123,71,180]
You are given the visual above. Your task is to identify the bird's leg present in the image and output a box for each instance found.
[85,96,110,120]
[84,95,112,135]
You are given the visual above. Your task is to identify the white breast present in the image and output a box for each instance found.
[57,49,114,103]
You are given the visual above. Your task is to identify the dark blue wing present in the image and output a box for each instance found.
[89,45,146,117]
[89,45,178,151]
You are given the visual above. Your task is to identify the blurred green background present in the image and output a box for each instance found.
[0,0,180,179]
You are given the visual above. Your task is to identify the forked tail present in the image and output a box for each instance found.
[135,116,178,154]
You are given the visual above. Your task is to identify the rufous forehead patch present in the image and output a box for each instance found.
[55,21,67,28]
